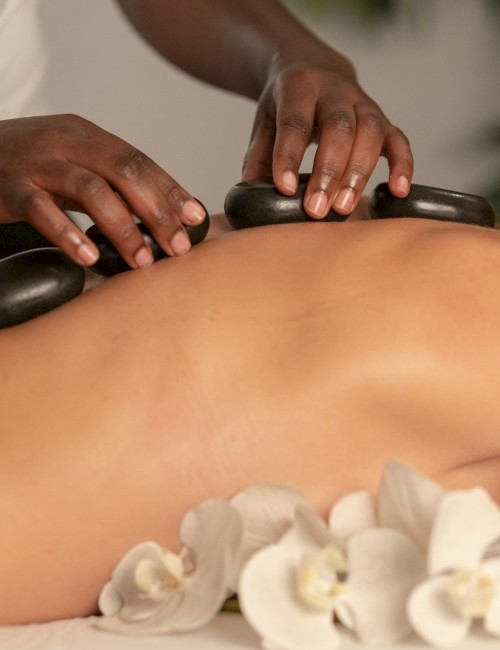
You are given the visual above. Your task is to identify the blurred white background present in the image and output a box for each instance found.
[39,0,499,215]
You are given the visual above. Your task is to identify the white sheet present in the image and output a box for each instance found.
[1,613,499,650]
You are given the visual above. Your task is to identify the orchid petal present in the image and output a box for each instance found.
[98,500,242,635]
[407,575,471,648]
[161,499,243,631]
[180,498,242,567]
[334,602,355,630]
[484,536,500,561]
[262,640,289,650]
[377,461,444,552]
[482,558,500,580]
[98,581,123,617]
[481,559,500,637]
[429,488,500,575]
[239,545,341,650]
[485,595,500,637]
[96,590,184,635]
[229,484,310,591]
[279,505,333,556]
[328,490,377,545]
[98,541,167,622]
[339,528,425,645]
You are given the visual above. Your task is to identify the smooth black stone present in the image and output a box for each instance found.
[86,208,210,277]
[0,222,53,260]
[369,183,495,228]
[224,174,347,229]
[0,248,85,329]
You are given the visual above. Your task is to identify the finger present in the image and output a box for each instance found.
[110,150,206,254]
[382,126,414,198]
[67,128,204,257]
[272,86,316,195]
[7,184,100,267]
[303,105,357,218]
[330,107,387,216]
[39,161,155,269]
[241,102,276,182]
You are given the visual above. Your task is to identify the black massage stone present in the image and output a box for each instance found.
[225,175,495,229]
[369,183,495,228]
[224,174,347,229]
[0,248,85,329]
[0,222,53,260]
[86,208,210,276]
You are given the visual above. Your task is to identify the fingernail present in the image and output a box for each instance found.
[282,171,298,194]
[182,200,206,224]
[307,190,329,217]
[334,188,355,214]
[171,229,191,255]
[395,175,410,196]
[134,245,154,269]
[77,242,99,265]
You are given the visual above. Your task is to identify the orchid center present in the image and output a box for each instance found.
[134,551,190,601]
[296,544,347,610]
[447,568,498,618]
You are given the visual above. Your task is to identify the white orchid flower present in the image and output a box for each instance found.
[228,484,311,591]
[329,461,445,551]
[239,503,426,650]
[96,498,242,635]
[408,487,500,648]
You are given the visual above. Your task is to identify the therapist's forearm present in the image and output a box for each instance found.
[115,0,356,99]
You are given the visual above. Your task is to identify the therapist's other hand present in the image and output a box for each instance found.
[242,58,413,219]
[115,0,412,220]
[0,115,206,267]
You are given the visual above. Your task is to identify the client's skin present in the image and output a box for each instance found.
[1,208,500,625]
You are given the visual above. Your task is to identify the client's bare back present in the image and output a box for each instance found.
[1,216,500,623]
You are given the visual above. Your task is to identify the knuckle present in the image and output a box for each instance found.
[58,113,85,129]
[323,110,355,137]
[363,112,385,137]
[113,147,149,180]
[153,208,174,228]
[58,113,83,126]
[55,113,93,140]
[316,166,341,187]
[52,220,75,241]
[28,126,56,154]
[278,65,317,88]
[278,114,313,139]
[116,220,139,242]
[163,183,184,205]
[19,191,48,216]
[75,173,107,200]
[27,115,92,153]
[348,164,370,181]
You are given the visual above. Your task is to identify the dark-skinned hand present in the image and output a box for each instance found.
[0,115,206,268]
[243,57,414,218]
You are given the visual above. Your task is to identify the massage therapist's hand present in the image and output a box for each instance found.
[115,0,413,221]
[242,56,414,219]
[0,115,206,267]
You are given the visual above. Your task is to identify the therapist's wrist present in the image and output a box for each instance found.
[266,40,358,89]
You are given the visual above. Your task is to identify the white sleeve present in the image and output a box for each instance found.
[0,0,48,119]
